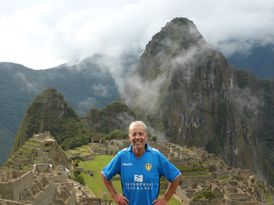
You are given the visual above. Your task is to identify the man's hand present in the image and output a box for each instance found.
[153,198,168,205]
[113,193,129,205]
[153,175,182,205]
[101,173,129,205]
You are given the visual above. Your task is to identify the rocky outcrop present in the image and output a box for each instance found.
[0,165,77,205]
[123,17,274,185]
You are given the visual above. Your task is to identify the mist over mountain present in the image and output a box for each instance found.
[0,56,127,164]
[123,17,274,185]
[0,16,274,187]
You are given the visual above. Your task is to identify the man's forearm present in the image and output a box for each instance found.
[163,175,181,201]
[101,172,129,205]
[101,172,118,197]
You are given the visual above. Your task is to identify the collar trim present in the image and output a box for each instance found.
[126,144,151,152]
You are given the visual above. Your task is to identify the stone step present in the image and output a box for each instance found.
[240,201,259,205]
[227,193,249,201]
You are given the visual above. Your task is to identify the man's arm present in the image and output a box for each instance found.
[153,174,182,205]
[101,172,129,205]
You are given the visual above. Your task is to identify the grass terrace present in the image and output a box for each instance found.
[66,145,181,205]
[66,145,91,160]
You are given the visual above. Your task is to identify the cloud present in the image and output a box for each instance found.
[76,96,98,113]
[123,73,167,114]
[122,41,216,115]
[0,0,274,69]
[15,71,40,92]
[92,83,108,97]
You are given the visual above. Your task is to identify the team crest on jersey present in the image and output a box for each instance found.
[145,163,152,171]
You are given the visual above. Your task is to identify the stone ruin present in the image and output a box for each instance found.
[0,162,114,205]
[90,140,274,205]
[2,134,273,204]
[0,162,77,205]
[89,140,130,156]
[170,145,273,205]
[4,132,71,172]
[33,163,53,174]
[0,133,114,205]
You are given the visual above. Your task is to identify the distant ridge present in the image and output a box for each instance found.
[0,57,120,164]
[227,43,274,79]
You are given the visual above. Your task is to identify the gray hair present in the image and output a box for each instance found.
[129,121,147,132]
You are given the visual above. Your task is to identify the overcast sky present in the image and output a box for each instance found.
[1,0,274,69]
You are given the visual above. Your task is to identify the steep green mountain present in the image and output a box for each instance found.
[123,18,274,185]
[0,57,120,164]
[13,88,91,152]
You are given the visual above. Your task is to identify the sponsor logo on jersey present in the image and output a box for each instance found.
[134,175,143,182]
[145,163,152,171]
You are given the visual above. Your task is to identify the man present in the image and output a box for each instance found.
[101,121,181,205]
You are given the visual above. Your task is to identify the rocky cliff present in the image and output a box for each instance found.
[123,17,274,185]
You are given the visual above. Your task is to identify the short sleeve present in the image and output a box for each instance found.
[158,152,181,182]
[102,153,121,180]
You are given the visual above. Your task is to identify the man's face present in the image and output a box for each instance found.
[129,124,148,150]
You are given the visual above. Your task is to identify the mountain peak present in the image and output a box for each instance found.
[135,17,208,79]
[169,17,193,24]
[123,17,274,186]
[12,88,86,152]
[146,17,205,54]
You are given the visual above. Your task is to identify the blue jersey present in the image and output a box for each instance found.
[102,144,181,205]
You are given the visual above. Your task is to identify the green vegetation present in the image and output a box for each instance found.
[66,145,91,160]
[168,197,181,205]
[5,139,43,170]
[84,101,135,134]
[14,88,133,155]
[192,191,215,201]
[51,118,91,150]
[0,61,119,164]
[106,129,128,140]
[72,169,85,185]
[265,192,273,204]
[206,138,221,156]
[177,163,209,176]
[260,81,274,186]
[12,88,93,152]
[217,175,231,184]
[78,155,121,199]
[4,135,70,171]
